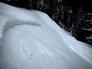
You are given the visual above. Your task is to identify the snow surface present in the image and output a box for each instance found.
[0,2,92,69]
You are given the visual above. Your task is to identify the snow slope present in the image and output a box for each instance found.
[0,2,92,69]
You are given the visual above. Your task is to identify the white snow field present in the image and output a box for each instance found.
[0,2,92,69]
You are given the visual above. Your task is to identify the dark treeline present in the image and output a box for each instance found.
[0,0,92,45]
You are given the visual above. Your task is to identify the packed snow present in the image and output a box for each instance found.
[0,2,92,69]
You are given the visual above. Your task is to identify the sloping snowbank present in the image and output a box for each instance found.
[0,2,92,69]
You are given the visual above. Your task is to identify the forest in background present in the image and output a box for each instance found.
[0,0,92,45]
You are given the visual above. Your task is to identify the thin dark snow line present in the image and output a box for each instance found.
[2,19,41,35]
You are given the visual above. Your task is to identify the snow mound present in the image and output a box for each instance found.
[0,2,92,69]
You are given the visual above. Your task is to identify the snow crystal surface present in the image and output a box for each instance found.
[0,2,92,69]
